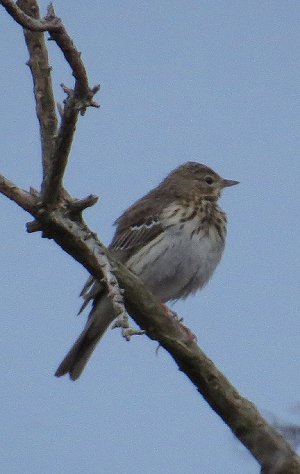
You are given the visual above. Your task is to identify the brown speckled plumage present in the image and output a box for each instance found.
[55,162,238,380]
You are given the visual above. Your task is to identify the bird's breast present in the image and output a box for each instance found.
[126,203,226,302]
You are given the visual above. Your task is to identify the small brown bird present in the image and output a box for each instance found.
[55,162,238,380]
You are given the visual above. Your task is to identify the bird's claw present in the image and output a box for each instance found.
[112,314,145,341]
[180,324,197,344]
[122,327,146,341]
[161,304,197,344]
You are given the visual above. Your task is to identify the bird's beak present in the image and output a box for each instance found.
[222,179,239,188]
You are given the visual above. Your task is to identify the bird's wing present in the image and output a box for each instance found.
[109,196,166,262]
[78,197,166,312]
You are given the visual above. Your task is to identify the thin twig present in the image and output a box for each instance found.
[26,220,42,233]
[0,174,37,213]
[40,4,100,208]
[45,4,89,96]
[2,0,100,209]
[1,0,61,31]
[16,0,58,177]
[1,1,98,98]
[68,195,99,213]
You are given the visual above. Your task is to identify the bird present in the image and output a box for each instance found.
[55,162,238,380]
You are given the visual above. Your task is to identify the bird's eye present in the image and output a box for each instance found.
[205,176,213,185]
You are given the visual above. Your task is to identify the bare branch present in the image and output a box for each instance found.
[1,0,61,31]
[16,0,58,176]
[26,220,42,233]
[0,174,37,214]
[45,4,89,96]
[2,1,99,99]
[39,5,100,208]
[68,194,98,213]
[3,0,100,208]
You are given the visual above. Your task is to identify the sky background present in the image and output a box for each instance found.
[1,1,300,473]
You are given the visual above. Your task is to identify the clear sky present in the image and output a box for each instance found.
[1,1,300,473]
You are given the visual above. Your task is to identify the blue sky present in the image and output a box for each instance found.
[1,1,300,473]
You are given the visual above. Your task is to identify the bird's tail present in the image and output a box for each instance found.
[55,296,115,381]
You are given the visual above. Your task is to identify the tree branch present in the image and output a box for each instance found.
[40,3,100,207]
[68,194,99,213]
[2,0,100,208]
[0,174,37,213]
[1,0,61,31]
[0,174,299,472]
[16,0,58,176]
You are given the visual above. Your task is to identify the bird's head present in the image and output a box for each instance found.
[165,162,239,200]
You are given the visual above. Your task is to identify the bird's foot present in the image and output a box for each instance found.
[112,313,145,341]
[161,304,197,344]
[180,324,197,344]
